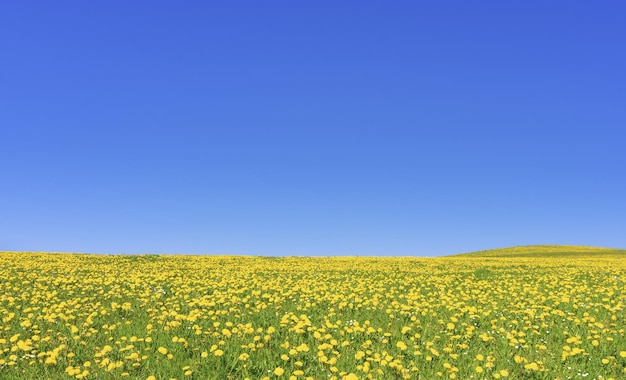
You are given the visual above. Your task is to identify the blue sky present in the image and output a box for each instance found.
[1,1,625,256]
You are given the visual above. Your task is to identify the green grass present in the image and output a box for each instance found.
[1,249,625,379]
[452,244,626,258]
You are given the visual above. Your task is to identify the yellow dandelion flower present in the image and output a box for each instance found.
[274,367,285,376]
[524,362,539,371]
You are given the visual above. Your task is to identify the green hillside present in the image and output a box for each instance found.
[454,244,626,257]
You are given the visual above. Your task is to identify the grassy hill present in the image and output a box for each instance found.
[454,244,626,257]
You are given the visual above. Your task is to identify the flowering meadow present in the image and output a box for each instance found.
[1,246,625,380]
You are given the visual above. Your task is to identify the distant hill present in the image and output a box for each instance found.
[452,245,626,258]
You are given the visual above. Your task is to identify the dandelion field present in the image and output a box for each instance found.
[1,246,625,380]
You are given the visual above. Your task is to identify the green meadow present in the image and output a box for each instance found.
[0,246,625,379]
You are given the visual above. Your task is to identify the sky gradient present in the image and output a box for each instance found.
[2,1,625,256]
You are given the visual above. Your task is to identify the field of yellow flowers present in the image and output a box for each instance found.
[1,246,625,379]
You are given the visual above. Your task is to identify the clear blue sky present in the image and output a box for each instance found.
[2,1,625,256]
